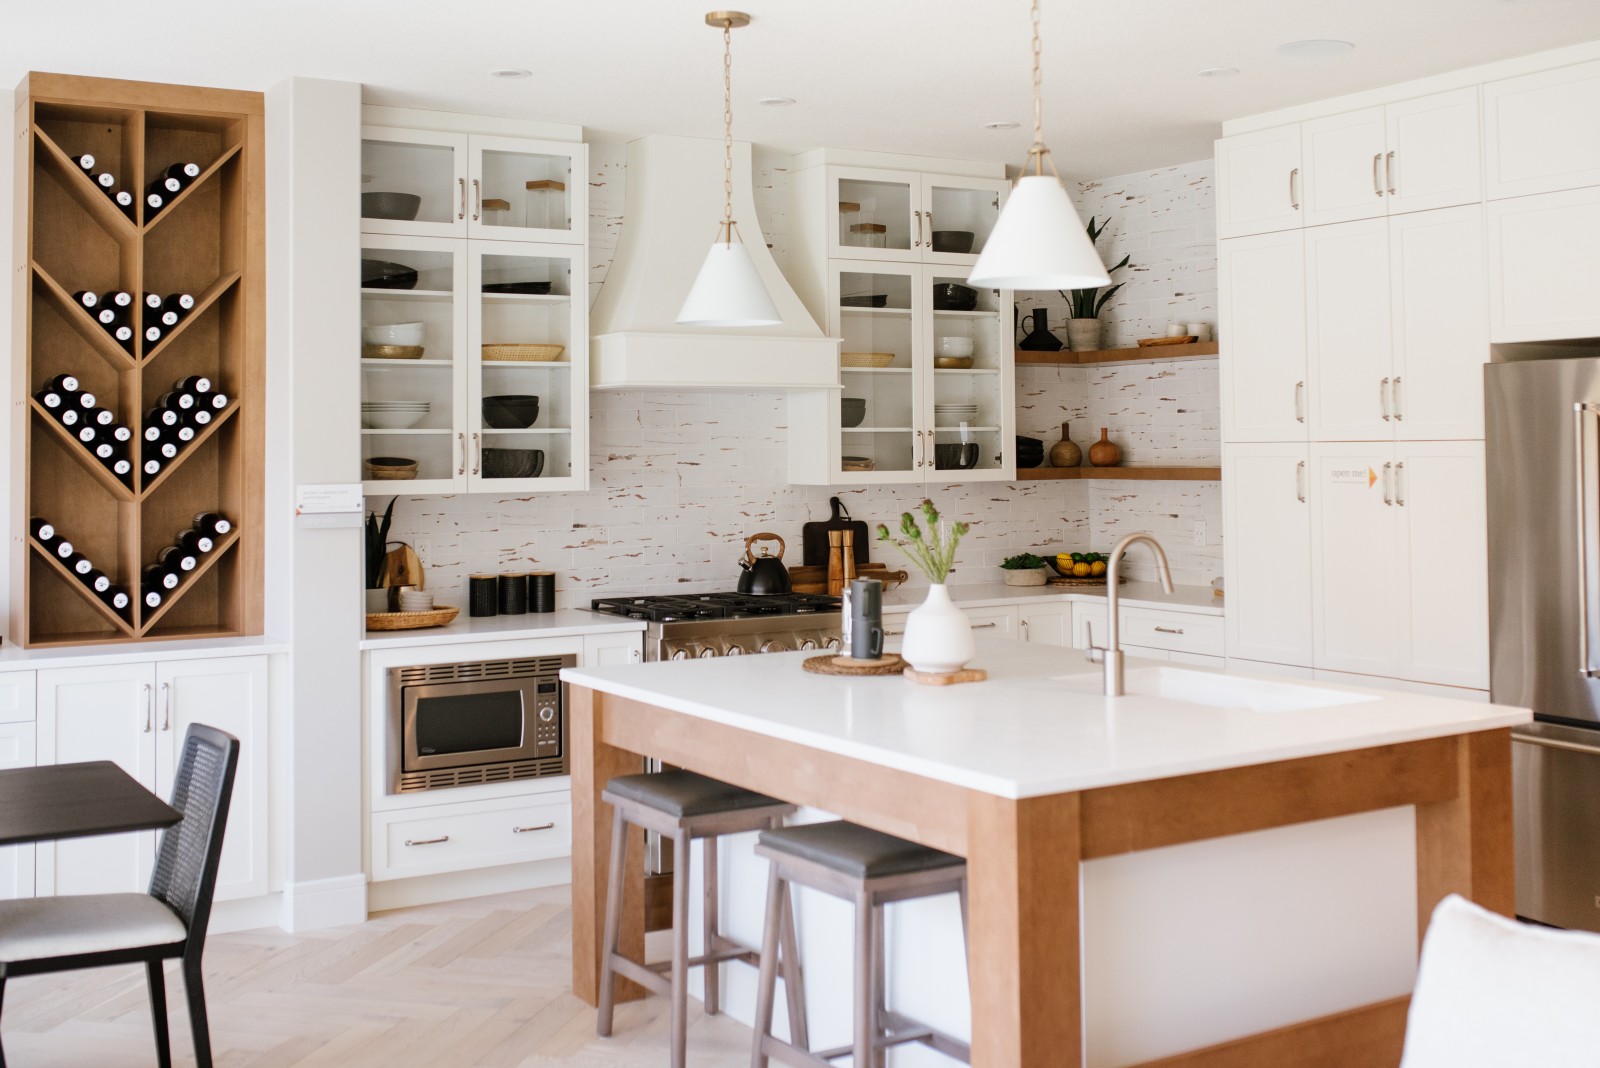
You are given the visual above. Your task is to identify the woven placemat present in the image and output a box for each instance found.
[802,653,906,677]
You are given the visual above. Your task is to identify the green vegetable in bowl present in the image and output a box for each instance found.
[1001,552,1049,570]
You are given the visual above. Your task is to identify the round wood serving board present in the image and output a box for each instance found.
[802,653,907,677]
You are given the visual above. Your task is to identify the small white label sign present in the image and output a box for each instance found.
[295,483,363,515]
[1329,467,1376,487]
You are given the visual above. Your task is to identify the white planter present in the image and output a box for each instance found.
[1067,318,1102,352]
[1003,567,1050,587]
[901,583,976,674]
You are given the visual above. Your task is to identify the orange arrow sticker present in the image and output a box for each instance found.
[1368,467,1378,488]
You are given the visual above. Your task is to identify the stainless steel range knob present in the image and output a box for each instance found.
[760,638,789,653]
[824,636,843,651]
[697,645,719,658]
[670,648,690,660]
[722,642,745,655]
[798,637,818,650]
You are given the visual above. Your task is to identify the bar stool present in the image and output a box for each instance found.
[598,770,808,1068]
[751,820,970,1068]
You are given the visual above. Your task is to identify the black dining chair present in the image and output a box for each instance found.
[0,723,240,1068]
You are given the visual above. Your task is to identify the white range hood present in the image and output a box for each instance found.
[590,134,839,390]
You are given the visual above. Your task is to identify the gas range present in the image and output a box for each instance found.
[590,592,844,660]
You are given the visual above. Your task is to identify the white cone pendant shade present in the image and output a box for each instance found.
[968,175,1111,290]
[676,237,781,326]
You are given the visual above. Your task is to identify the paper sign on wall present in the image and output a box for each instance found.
[295,483,363,515]
[1328,467,1380,488]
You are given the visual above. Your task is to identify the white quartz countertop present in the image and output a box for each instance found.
[562,636,1528,799]
[882,579,1222,615]
[0,634,289,669]
[360,608,645,650]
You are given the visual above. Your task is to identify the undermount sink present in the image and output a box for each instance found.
[1058,667,1376,713]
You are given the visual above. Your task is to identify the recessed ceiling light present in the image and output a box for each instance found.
[758,96,796,107]
[1198,67,1240,78]
[489,68,531,79]
[982,121,1021,130]
[1276,39,1355,58]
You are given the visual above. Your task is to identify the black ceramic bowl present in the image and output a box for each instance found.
[841,397,867,429]
[361,258,419,291]
[482,448,544,479]
[931,283,977,311]
[931,230,974,254]
[362,192,422,221]
[483,394,540,429]
[934,443,981,470]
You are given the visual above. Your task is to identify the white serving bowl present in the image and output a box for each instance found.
[363,321,425,346]
[362,409,429,430]
[937,336,975,358]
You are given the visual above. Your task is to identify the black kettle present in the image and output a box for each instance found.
[737,532,791,595]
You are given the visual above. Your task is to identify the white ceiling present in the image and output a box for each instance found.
[4,0,1600,179]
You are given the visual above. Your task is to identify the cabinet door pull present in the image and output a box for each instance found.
[1392,376,1403,421]
[1372,153,1385,197]
[1382,461,1394,506]
[912,209,923,247]
[1154,626,1185,635]
[1396,461,1406,506]
[1386,151,1397,195]
[923,209,933,248]
[512,822,556,834]
[1380,377,1392,421]
[1294,380,1306,423]
[1289,167,1300,210]
[472,432,482,476]
[472,178,481,221]
[1020,618,1029,637]
[971,621,998,630]
[458,177,467,220]
[142,683,153,733]
[160,682,171,732]
[404,835,450,847]
[1296,459,1307,503]
[457,432,467,475]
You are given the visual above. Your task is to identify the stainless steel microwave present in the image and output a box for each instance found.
[387,655,574,793]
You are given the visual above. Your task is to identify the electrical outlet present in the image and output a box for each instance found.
[1192,521,1206,547]
[413,538,432,566]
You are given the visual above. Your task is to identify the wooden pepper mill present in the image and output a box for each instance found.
[1049,422,1082,468]
[827,530,858,596]
[1088,427,1122,467]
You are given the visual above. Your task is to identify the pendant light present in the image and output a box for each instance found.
[677,11,781,327]
[968,0,1110,291]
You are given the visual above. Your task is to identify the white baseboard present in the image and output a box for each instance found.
[208,893,285,935]
[366,857,571,914]
[280,872,369,932]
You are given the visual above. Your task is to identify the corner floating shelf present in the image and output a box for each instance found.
[1016,466,1222,482]
[1014,341,1219,366]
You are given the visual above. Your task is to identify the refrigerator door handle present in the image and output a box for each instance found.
[1575,403,1600,677]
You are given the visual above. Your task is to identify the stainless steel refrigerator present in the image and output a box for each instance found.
[1486,354,1600,931]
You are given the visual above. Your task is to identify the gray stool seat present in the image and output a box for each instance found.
[603,769,786,819]
[757,821,965,879]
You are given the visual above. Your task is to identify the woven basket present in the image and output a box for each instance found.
[483,343,564,362]
[363,457,418,480]
[365,606,460,631]
[841,352,895,368]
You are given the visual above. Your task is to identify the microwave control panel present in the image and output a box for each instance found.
[534,680,562,757]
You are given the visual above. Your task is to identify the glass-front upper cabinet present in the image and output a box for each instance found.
[829,167,1007,266]
[926,270,1013,480]
[361,128,587,244]
[832,265,926,483]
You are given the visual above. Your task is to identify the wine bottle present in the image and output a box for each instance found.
[175,375,211,393]
[110,458,133,479]
[92,407,115,426]
[160,162,201,184]
[144,189,164,212]
[157,546,197,573]
[141,587,163,610]
[158,308,180,327]
[154,169,184,194]
[113,190,134,212]
[112,324,135,346]
[62,552,94,577]
[189,408,213,427]
[45,373,80,393]
[194,512,232,537]
[93,440,116,460]
[92,171,115,190]
[208,392,229,410]
[148,406,179,428]
[75,390,96,409]
[110,425,132,443]
[143,325,163,345]
[37,387,69,411]
[102,587,132,613]
[70,152,95,171]
[142,457,162,478]
[76,424,99,445]
[52,538,74,560]
[158,390,196,411]
[58,408,82,428]
[70,290,98,309]
[94,305,123,326]
[141,563,180,591]
[29,517,55,543]
[102,291,133,309]
[83,569,113,594]
[175,425,196,443]
[175,528,214,555]
[142,292,163,311]
[164,293,195,314]
[158,440,179,460]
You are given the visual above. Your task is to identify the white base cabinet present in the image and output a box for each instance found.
[0,712,36,900]
[1070,603,1226,665]
[1223,444,1313,668]
[35,656,269,900]
[1018,603,1071,647]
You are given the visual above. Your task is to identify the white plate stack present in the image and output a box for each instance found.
[397,589,434,612]
[934,403,980,427]
[361,400,430,430]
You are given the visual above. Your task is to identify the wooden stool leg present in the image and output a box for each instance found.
[778,880,809,1052]
[853,887,875,1068]
[704,831,720,1017]
[750,866,787,1068]
[597,808,628,1038]
[957,878,970,968]
[671,829,691,1068]
[871,899,888,1068]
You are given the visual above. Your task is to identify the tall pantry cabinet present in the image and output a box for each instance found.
[1218,87,1490,690]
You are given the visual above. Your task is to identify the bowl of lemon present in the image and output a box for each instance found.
[1049,552,1111,582]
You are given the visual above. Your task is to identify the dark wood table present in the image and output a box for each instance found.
[0,761,179,846]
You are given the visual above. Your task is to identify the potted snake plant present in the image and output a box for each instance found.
[1059,215,1131,352]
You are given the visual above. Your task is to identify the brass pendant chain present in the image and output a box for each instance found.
[722,19,735,245]
[1025,0,1060,180]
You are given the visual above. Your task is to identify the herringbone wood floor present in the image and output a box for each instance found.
[0,884,754,1067]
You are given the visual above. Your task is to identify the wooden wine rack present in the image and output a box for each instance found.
[10,73,264,647]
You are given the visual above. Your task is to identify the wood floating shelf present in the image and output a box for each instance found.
[1016,466,1222,482]
[1014,341,1219,366]
[14,72,264,647]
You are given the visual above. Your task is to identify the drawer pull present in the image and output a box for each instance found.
[1154,626,1185,635]
[885,629,904,637]
[971,621,998,630]
[404,835,450,847]
[512,822,556,834]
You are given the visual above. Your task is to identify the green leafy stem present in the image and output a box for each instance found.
[876,499,970,584]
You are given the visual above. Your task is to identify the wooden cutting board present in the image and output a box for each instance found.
[802,496,871,567]
[378,542,424,589]
[789,562,908,595]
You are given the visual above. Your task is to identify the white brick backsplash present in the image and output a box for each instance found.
[373,149,1222,607]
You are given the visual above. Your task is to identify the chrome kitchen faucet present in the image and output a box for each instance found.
[1085,532,1175,697]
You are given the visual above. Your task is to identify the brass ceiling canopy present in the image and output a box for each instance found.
[704,11,751,29]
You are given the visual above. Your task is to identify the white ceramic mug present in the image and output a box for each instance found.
[1165,322,1187,337]
[1186,322,1211,341]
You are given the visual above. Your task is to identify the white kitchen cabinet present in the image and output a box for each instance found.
[360,234,589,492]
[582,631,644,667]
[824,167,1008,266]
[1305,206,1488,441]
[370,790,571,882]
[1018,603,1071,647]
[1070,603,1224,659]
[1301,108,1389,227]
[0,713,36,900]
[788,261,1014,485]
[360,127,586,244]
[884,602,1017,640]
[1487,187,1600,344]
[1223,444,1314,668]
[1219,230,1307,441]
[1484,59,1600,200]
[1308,443,1487,688]
[35,656,270,900]
[1215,125,1303,239]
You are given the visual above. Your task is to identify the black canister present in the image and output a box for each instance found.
[529,571,556,613]
[498,573,529,615]
[469,574,499,617]
[848,577,884,660]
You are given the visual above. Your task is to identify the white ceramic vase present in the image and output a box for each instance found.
[901,583,975,674]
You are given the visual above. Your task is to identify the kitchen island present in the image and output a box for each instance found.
[563,638,1529,1067]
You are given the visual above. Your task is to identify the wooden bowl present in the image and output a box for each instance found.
[934,356,975,369]
[363,456,419,480]
[363,344,425,360]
